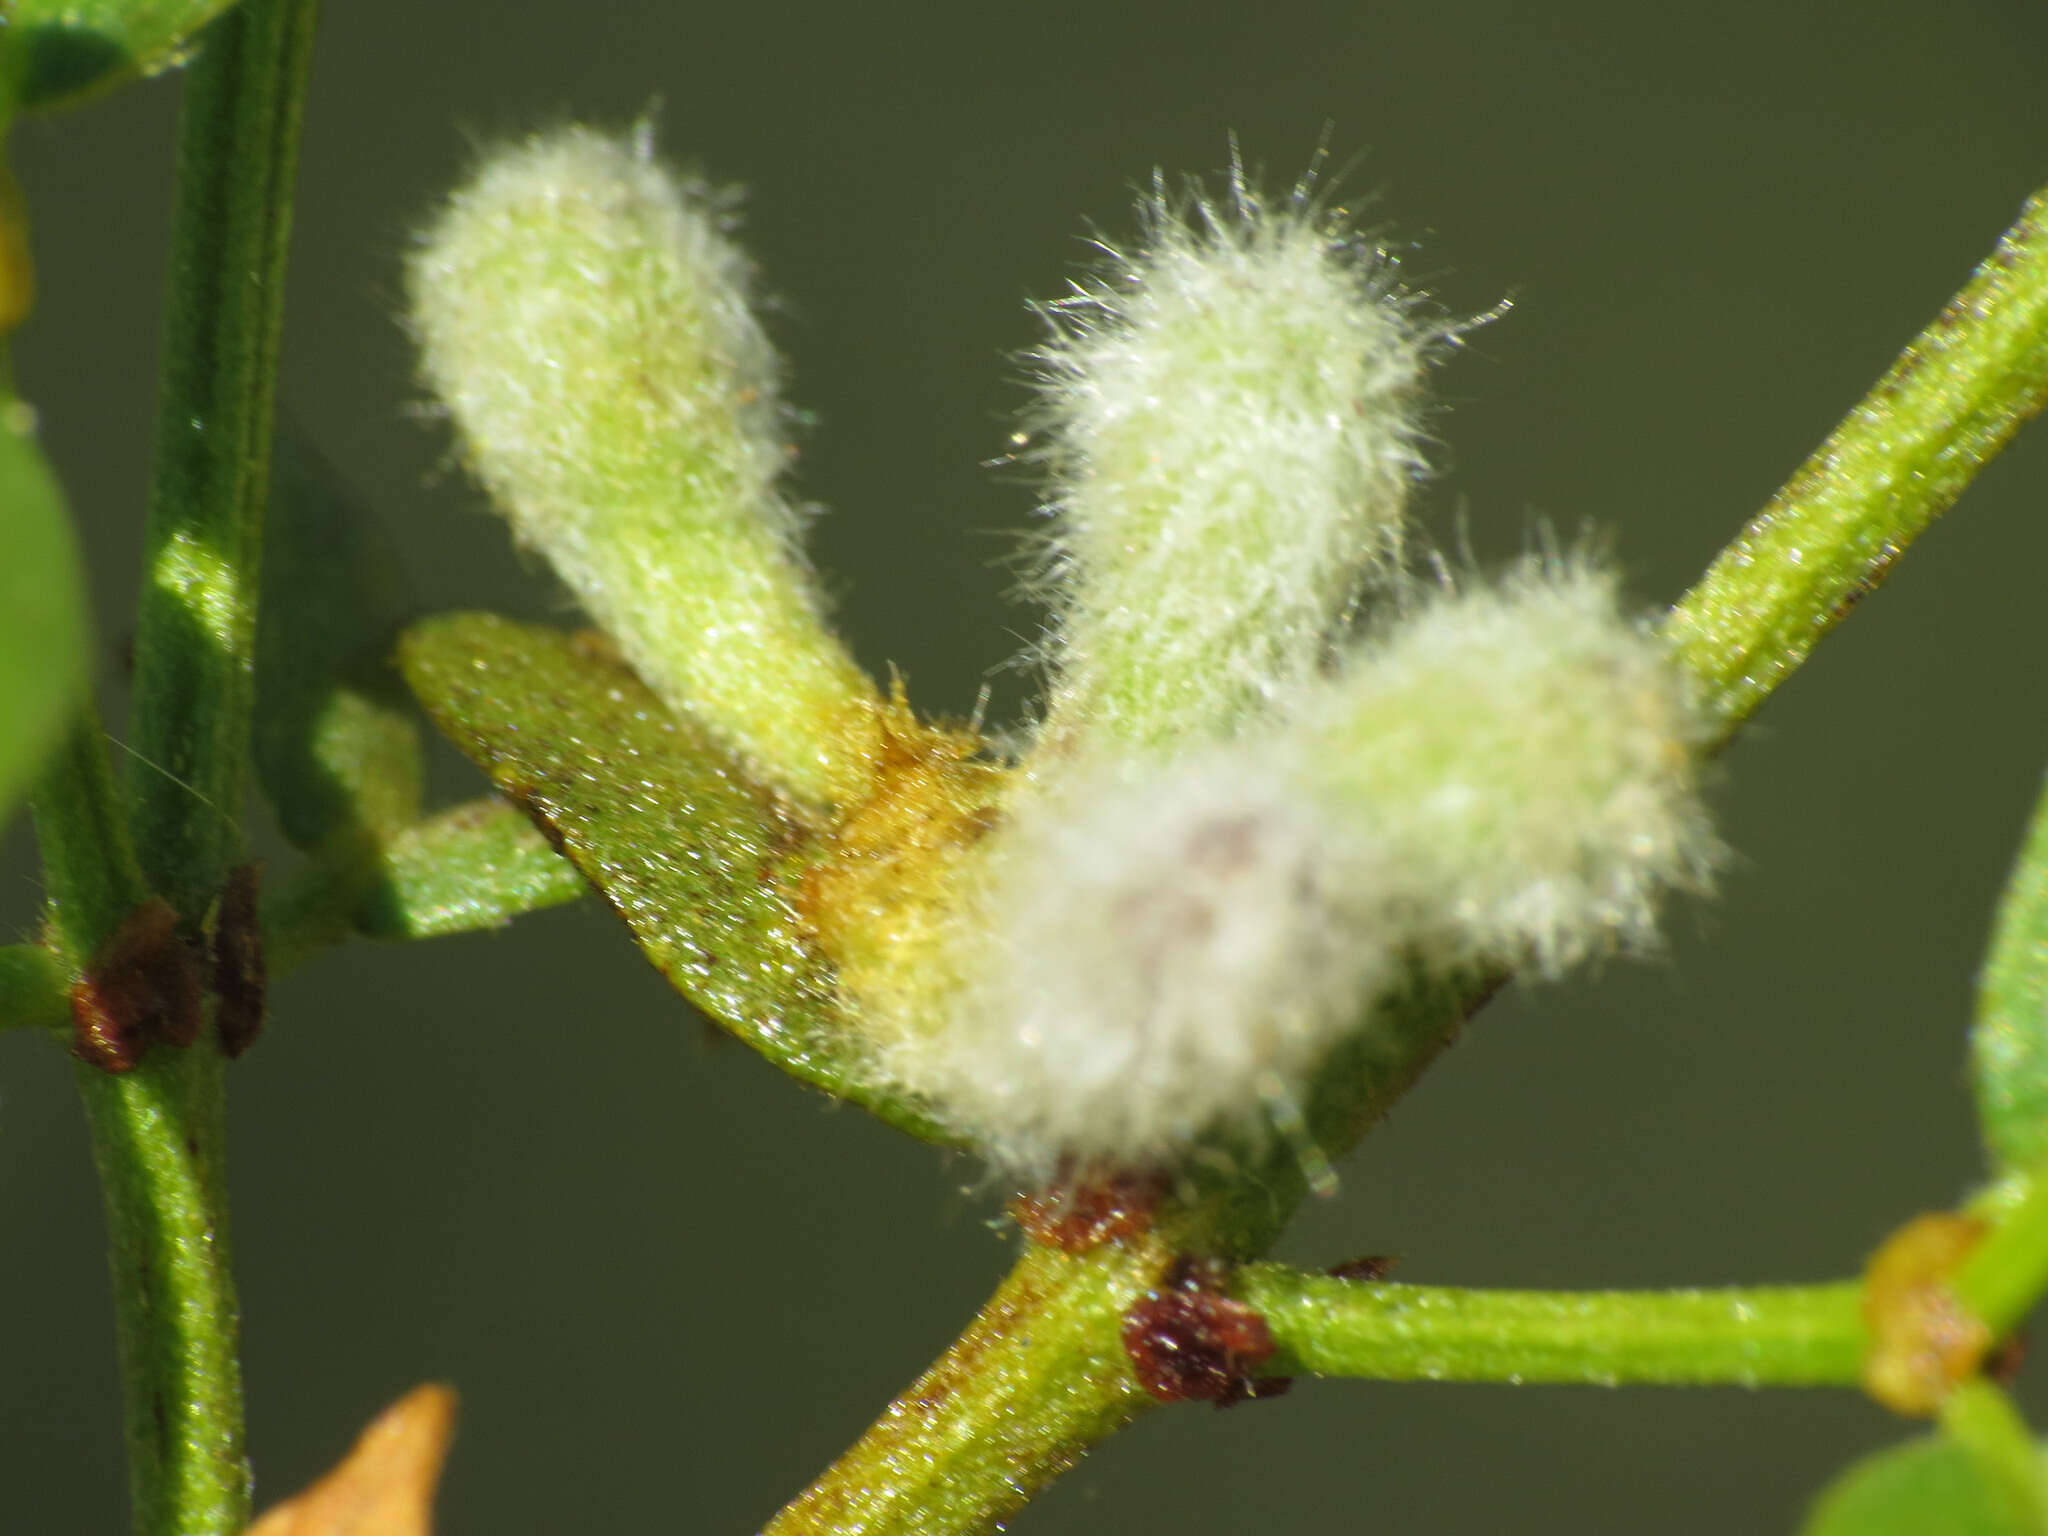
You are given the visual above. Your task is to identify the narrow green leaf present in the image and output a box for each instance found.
[1241,1266,1864,1386]
[399,612,949,1144]
[9,0,244,112]
[0,398,89,831]
[1975,772,2048,1179]
[253,433,421,851]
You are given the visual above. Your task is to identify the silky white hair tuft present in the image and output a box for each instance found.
[892,747,1397,1179]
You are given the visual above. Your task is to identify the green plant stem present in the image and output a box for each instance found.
[74,1043,249,1536]
[1238,1268,1866,1386]
[262,796,586,976]
[28,709,252,1535]
[127,0,316,923]
[1955,1169,2048,1339]
[31,713,152,963]
[764,1238,1167,1536]
[1666,183,2048,745]
[1940,1380,2048,1533]
[57,4,318,1533]
[0,942,70,1031]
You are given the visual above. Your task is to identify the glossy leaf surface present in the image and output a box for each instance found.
[400,612,947,1143]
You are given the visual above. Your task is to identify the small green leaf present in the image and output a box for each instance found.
[1974,771,2048,1180]
[9,0,244,112]
[0,398,88,831]
[1806,1385,2048,1536]
[1802,1434,2033,1536]
[399,612,949,1144]
[354,798,585,943]
[253,433,422,852]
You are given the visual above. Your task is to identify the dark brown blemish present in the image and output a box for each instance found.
[1326,1254,1400,1283]
[1012,1167,1168,1253]
[212,860,266,1059]
[1987,1327,2028,1386]
[1122,1255,1292,1408]
[69,898,204,1073]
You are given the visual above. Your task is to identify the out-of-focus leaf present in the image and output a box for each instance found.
[254,432,422,852]
[399,612,949,1144]
[1801,1432,2046,1536]
[246,1383,455,1536]
[1804,1383,2048,1536]
[9,0,242,113]
[1975,772,2048,1181]
[0,398,88,830]
[353,797,585,942]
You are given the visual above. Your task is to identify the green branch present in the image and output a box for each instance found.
[764,1239,1166,1536]
[45,3,321,1533]
[31,716,153,963]
[1238,1267,1866,1387]
[1666,184,2048,744]
[1957,1168,2048,1340]
[126,0,315,922]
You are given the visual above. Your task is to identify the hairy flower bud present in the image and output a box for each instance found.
[1028,174,1435,753]
[1301,560,1719,974]
[890,559,1716,1179]
[406,124,876,807]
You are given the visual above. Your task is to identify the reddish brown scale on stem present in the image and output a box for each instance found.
[1122,1255,1291,1408]
[212,860,267,1058]
[68,898,204,1072]
[1012,1168,1169,1253]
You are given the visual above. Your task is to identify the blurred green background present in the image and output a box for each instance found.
[7,1,2048,1530]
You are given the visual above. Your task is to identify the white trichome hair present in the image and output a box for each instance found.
[1025,167,1441,753]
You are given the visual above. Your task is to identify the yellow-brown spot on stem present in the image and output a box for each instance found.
[1862,1211,1995,1416]
[797,686,1007,1035]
